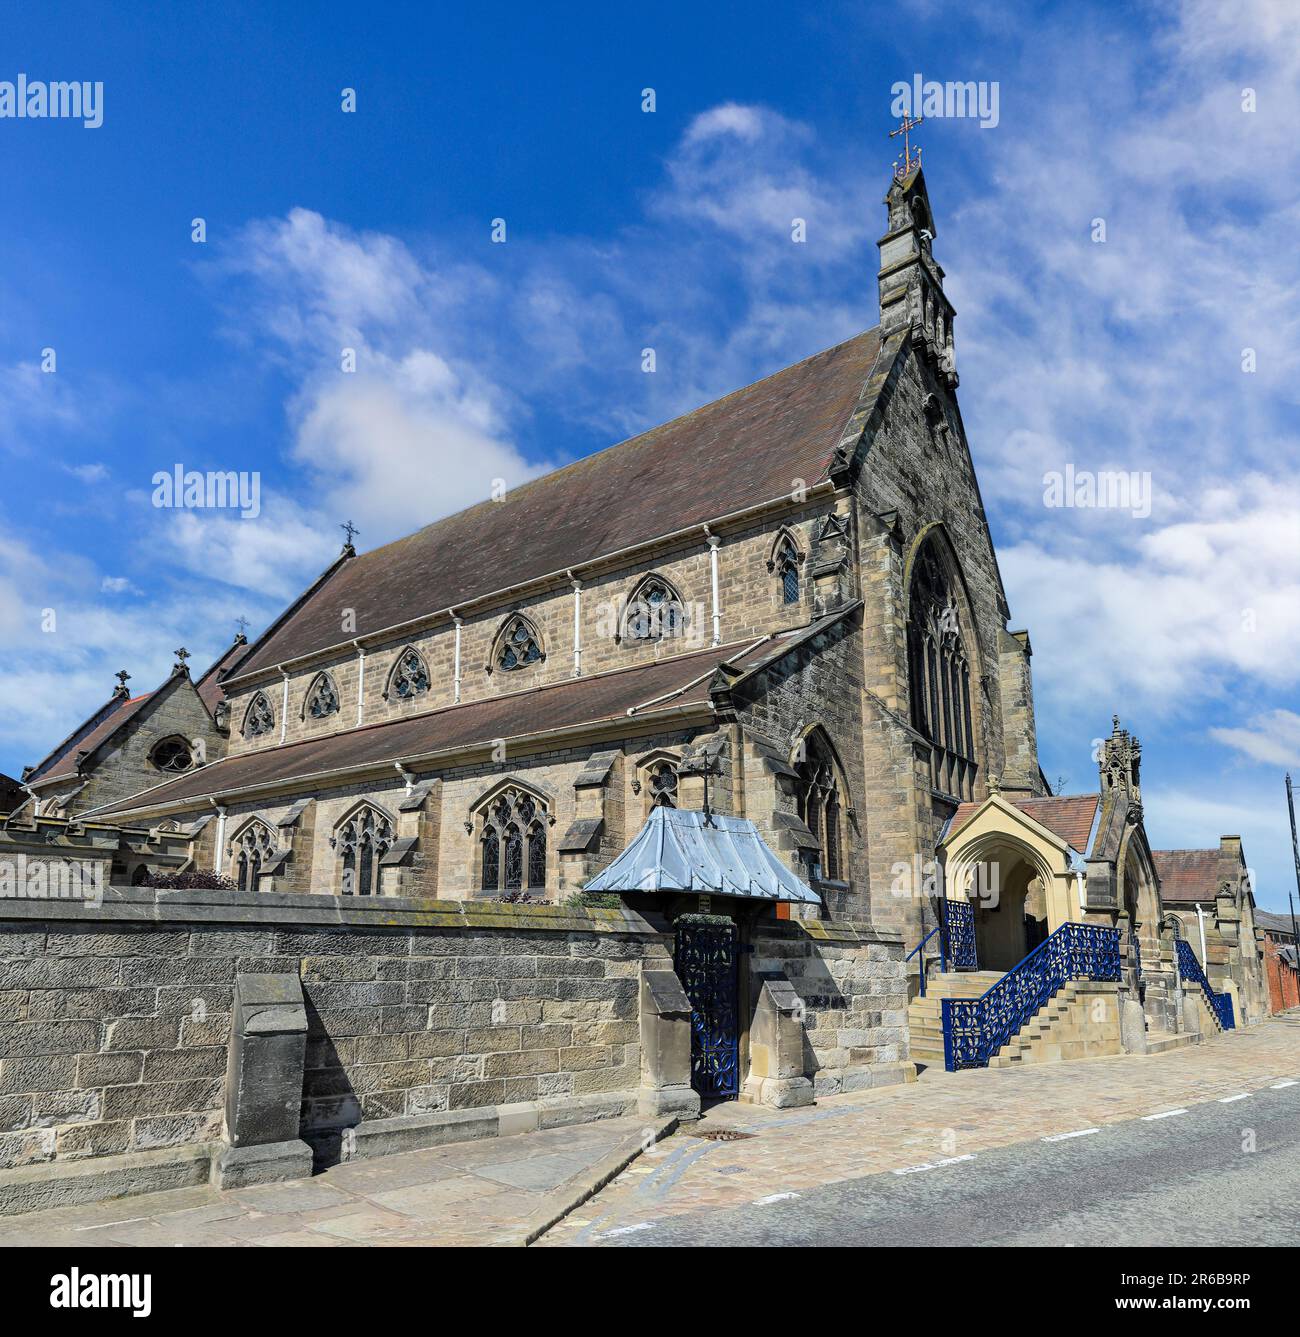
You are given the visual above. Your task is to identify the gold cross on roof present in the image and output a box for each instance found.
[890,113,924,181]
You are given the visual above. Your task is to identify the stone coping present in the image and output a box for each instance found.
[0,885,670,936]
[0,885,902,943]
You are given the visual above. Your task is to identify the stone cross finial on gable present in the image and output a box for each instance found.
[173,647,190,675]
[113,669,131,697]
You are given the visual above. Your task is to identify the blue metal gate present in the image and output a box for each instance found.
[674,915,740,1100]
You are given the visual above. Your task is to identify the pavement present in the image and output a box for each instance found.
[0,1115,652,1248]
[2,1015,1298,1247]
[541,1014,1300,1247]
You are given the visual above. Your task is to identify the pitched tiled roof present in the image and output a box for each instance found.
[1256,910,1297,938]
[25,691,155,787]
[1152,848,1222,903]
[195,635,252,716]
[948,794,1101,854]
[26,640,251,788]
[91,639,762,817]
[235,329,884,677]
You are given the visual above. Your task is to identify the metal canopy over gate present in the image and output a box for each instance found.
[674,915,740,1101]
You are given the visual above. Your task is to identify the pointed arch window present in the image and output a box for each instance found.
[389,648,430,700]
[777,537,801,605]
[231,820,275,892]
[476,786,548,894]
[242,692,275,740]
[907,540,976,800]
[795,729,846,883]
[647,759,678,808]
[624,576,686,642]
[304,672,340,720]
[495,616,543,672]
[336,806,394,897]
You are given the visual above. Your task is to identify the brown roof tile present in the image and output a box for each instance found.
[92,639,759,817]
[948,794,1100,854]
[236,329,883,677]
[1151,848,1222,903]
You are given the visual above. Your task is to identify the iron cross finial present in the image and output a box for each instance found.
[115,669,131,688]
[235,615,250,637]
[341,520,359,548]
[173,647,190,671]
[890,112,924,181]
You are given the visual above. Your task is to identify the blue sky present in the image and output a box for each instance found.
[2,1,1298,907]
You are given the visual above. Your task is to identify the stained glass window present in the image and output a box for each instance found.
[796,730,845,883]
[232,821,275,891]
[243,692,275,739]
[477,786,549,894]
[306,673,339,718]
[150,737,193,772]
[391,649,430,699]
[497,618,542,671]
[626,578,685,641]
[336,807,394,897]
[907,543,976,799]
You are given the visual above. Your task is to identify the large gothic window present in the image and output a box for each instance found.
[494,616,543,672]
[477,786,548,894]
[624,576,686,642]
[907,540,976,799]
[231,820,275,891]
[795,729,846,883]
[304,672,340,719]
[242,692,275,740]
[388,647,430,700]
[336,806,394,897]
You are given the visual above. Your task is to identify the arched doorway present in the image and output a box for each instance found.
[949,834,1056,974]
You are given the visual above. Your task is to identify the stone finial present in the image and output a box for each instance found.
[112,669,131,699]
[1100,714,1142,804]
[172,647,190,676]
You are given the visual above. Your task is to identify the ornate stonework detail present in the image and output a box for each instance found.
[1100,713,1142,805]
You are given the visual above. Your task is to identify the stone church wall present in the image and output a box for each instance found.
[850,344,1038,949]
[216,502,830,764]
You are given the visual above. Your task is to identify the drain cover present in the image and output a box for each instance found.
[694,1128,756,1141]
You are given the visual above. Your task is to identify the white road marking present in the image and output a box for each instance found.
[752,1192,799,1205]
[1271,1080,1298,1089]
[74,1216,149,1232]
[1141,1108,1188,1120]
[893,1154,975,1175]
[596,1222,654,1238]
[1218,1093,1250,1103]
[1042,1128,1100,1142]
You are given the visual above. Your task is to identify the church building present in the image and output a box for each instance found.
[0,158,1267,1178]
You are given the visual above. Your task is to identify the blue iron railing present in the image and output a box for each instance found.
[1176,938,1236,1031]
[945,899,978,971]
[941,921,1120,1070]
[905,924,944,997]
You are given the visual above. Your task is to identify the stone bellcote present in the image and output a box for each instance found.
[876,167,958,389]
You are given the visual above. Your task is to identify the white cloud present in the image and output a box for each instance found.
[1210,710,1300,768]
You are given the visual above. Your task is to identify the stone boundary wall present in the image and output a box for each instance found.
[0,888,671,1173]
[752,920,911,1097]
